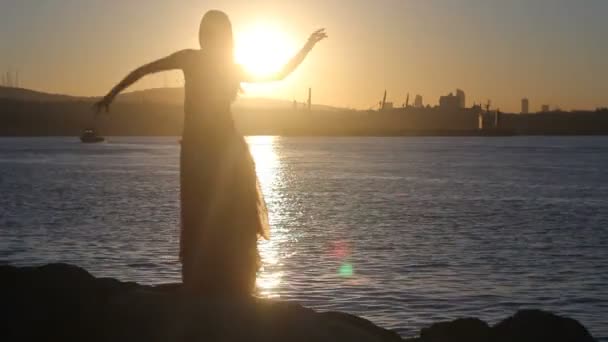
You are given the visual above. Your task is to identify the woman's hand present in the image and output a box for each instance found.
[306,28,328,49]
[240,28,327,83]
[92,95,113,115]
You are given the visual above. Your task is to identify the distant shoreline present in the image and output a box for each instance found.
[2,86,608,137]
[2,131,608,138]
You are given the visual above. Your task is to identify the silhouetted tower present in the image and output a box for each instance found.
[381,90,387,111]
[456,89,466,108]
[405,93,410,108]
[414,95,423,108]
[521,98,529,114]
[307,88,312,112]
[495,109,501,128]
[485,100,492,114]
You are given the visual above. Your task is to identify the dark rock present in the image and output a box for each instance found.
[320,311,403,341]
[1,264,401,342]
[408,310,596,342]
[1,264,597,342]
[420,318,490,342]
[492,309,596,342]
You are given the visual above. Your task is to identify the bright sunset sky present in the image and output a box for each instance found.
[1,0,606,112]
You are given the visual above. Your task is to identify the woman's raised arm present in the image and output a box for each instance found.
[241,29,327,83]
[93,49,191,113]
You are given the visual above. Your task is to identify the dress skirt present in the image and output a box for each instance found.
[179,122,267,295]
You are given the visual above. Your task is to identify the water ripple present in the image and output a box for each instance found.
[0,136,607,340]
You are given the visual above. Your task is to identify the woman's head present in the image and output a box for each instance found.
[199,10,234,57]
[198,10,239,101]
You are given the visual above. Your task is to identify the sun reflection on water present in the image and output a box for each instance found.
[247,136,283,298]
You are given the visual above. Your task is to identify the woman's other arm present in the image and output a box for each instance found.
[93,50,191,113]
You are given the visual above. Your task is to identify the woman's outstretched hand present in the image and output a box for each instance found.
[307,28,328,48]
[92,95,113,115]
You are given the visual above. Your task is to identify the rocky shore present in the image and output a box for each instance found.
[2,264,596,341]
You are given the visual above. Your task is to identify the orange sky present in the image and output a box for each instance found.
[1,0,607,112]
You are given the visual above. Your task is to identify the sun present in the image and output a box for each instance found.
[235,24,297,77]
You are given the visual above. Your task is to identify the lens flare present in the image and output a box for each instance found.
[330,240,350,259]
[339,263,354,277]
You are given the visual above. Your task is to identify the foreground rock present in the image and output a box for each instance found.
[404,311,595,342]
[1,264,596,342]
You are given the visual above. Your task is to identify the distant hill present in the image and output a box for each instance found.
[0,86,87,102]
[0,86,343,111]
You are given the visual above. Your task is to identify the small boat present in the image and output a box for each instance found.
[80,128,105,143]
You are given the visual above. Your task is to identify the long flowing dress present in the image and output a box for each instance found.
[178,50,269,295]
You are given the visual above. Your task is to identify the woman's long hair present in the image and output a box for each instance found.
[199,10,240,102]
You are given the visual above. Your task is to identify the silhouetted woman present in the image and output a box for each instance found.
[94,10,326,295]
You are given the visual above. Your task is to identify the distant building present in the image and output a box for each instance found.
[414,95,423,108]
[476,106,484,130]
[456,89,465,108]
[439,89,466,110]
[541,104,550,112]
[521,98,529,114]
[440,93,459,109]
[439,94,458,109]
